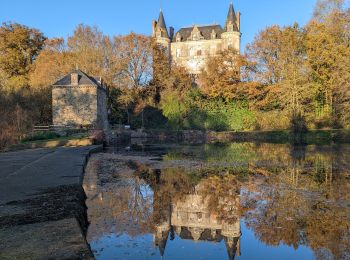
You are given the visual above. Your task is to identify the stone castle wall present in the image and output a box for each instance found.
[170,32,240,75]
[171,39,223,74]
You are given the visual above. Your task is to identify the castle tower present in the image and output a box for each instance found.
[221,1,241,53]
[152,9,171,57]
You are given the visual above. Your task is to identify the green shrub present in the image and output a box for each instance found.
[21,132,60,143]
[184,99,256,131]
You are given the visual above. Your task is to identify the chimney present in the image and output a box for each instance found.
[71,73,79,86]
[236,12,241,31]
[169,27,174,40]
[152,20,158,37]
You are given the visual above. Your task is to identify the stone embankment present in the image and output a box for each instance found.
[0,145,102,259]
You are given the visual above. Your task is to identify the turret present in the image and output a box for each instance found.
[152,9,171,57]
[224,1,239,32]
[221,1,241,53]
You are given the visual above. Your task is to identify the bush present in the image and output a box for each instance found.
[184,99,256,131]
[21,132,60,143]
[254,111,290,130]
[88,130,105,144]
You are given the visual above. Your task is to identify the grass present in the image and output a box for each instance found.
[20,132,87,144]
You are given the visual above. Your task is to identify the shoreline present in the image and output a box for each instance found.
[113,129,350,145]
[0,145,102,259]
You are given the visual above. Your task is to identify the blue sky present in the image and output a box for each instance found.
[0,0,317,51]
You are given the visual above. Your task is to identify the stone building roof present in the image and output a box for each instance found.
[52,69,102,87]
[173,24,224,42]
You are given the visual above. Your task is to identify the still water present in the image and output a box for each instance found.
[84,142,350,260]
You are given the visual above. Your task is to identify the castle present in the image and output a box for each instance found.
[152,1,241,76]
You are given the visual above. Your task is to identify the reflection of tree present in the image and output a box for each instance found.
[241,145,350,259]
[85,158,154,241]
[200,175,241,225]
[85,144,350,260]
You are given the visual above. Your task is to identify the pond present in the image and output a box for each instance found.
[83,142,350,260]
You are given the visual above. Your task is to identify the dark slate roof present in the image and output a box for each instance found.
[52,69,101,87]
[157,10,169,38]
[158,10,167,30]
[174,24,224,42]
[177,227,223,242]
[225,2,239,32]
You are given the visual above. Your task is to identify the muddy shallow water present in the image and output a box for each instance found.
[84,142,350,260]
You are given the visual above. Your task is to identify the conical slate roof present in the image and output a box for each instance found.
[224,237,240,260]
[225,2,239,32]
[158,10,167,29]
[157,9,169,38]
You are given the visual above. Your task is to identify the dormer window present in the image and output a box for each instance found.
[189,26,204,41]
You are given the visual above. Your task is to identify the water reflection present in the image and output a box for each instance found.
[84,143,350,260]
[150,172,241,259]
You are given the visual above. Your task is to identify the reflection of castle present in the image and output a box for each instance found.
[153,184,241,260]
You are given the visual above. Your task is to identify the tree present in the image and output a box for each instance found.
[246,24,310,124]
[246,25,284,85]
[29,38,72,88]
[277,24,309,116]
[0,22,46,90]
[114,33,152,88]
[313,0,345,21]
[67,24,120,87]
[305,4,350,126]
[199,48,256,100]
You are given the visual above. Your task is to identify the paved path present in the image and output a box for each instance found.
[0,146,102,260]
[0,146,99,204]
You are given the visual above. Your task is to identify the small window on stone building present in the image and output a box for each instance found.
[197,50,202,56]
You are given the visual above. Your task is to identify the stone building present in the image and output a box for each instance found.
[52,70,108,130]
[152,2,241,76]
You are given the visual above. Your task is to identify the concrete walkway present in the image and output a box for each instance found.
[0,146,102,260]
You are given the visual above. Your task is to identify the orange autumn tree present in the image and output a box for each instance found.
[199,48,264,105]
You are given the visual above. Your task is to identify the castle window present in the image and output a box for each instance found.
[190,47,195,56]
[197,50,202,56]
[227,22,234,32]
[156,29,162,38]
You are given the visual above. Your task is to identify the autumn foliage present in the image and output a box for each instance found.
[0,0,349,148]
